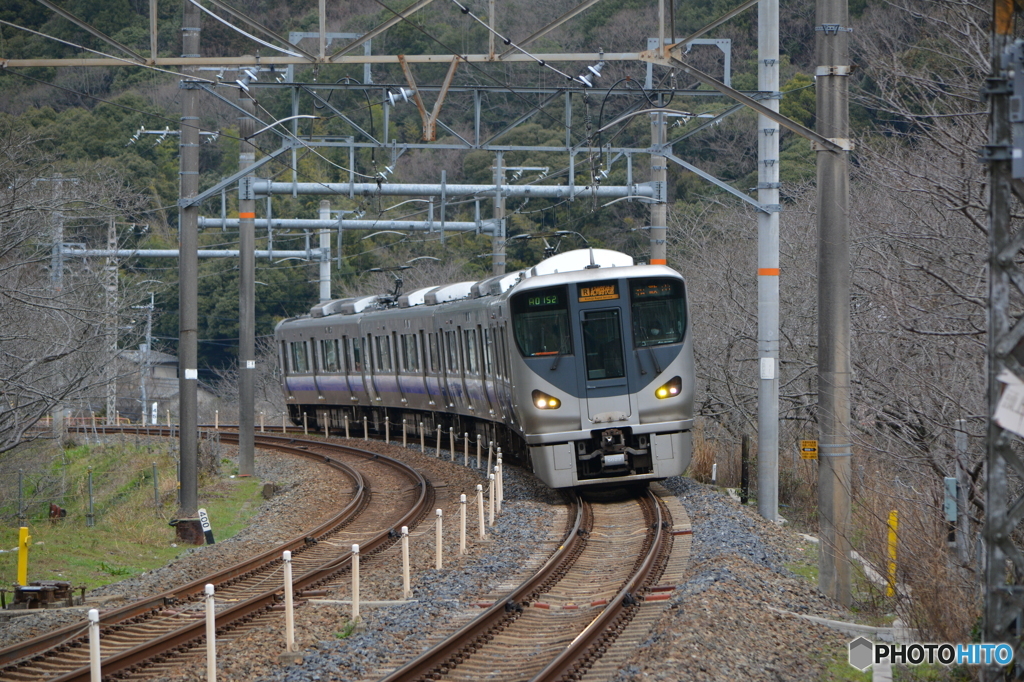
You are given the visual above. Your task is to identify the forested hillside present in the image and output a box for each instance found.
[0,0,1004,641]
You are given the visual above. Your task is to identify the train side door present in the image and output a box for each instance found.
[352,336,373,404]
[425,331,443,408]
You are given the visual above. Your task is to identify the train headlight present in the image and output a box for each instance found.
[532,390,561,409]
[655,376,682,399]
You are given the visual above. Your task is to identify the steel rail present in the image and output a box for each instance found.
[531,489,667,682]
[0,428,430,680]
[379,494,588,682]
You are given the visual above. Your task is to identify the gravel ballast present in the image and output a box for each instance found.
[1,438,859,681]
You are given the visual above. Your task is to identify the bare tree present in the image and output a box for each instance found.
[0,121,147,454]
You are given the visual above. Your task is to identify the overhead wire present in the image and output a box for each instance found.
[0,18,216,84]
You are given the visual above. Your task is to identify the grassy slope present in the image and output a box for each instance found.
[0,440,262,590]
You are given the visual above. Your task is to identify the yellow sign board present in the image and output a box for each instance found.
[578,284,619,302]
[800,439,818,460]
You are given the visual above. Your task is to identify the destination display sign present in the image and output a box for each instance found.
[578,283,619,302]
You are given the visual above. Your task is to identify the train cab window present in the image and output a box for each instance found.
[630,278,687,347]
[510,285,572,357]
[375,336,393,372]
[401,334,419,372]
[582,310,625,380]
[290,341,309,373]
[279,342,287,375]
[351,337,363,372]
[464,329,479,374]
[321,339,340,372]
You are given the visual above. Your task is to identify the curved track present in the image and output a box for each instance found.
[0,428,432,682]
[382,488,671,682]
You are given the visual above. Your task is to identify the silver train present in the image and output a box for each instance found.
[274,248,694,489]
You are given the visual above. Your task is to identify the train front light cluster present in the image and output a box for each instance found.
[532,390,561,409]
[655,376,682,399]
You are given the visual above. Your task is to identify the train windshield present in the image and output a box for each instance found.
[630,278,687,347]
[511,285,572,357]
[582,309,625,380]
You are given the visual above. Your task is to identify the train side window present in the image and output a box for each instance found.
[351,337,363,372]
[429,333,440,373]
[290,341,309,373]
[464,328,479,374]
[446,331,460,372]
[498,327,509,378]
[510,285,572,357]
[341,336,351,372]
[402,334,419,372]
[376,335,393,372]
[483,328,493,375]
[321,339,340,372]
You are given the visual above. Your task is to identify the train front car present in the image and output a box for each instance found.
[506,250,694,488]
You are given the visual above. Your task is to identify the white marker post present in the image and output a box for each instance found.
[403,419,407,447]
[282,414,287,433]
[436,425,442,456]
[487,441,494,476]
[351,544,360,621]
[449,428,455,461]
[385,415,390,443]
[488,474,495,526]
[476,484,486,538]
[463,433,469,466]
[167,409,172,428]
[260,411,265,432]
[460,494,467,555]
[283,551,295,652]
[435,509,443,570]
[345,414,350,439]
[303,412,308,435]
[88,608,101,682]
[401,526,411,599]
[363,416,368,441]
[419,422,425,452]
[494,465,502,515]
[476,435,482,469]
[493,456,501,509]
[214,410,219,429]
[198,507,215,544]
[205,584,216,682]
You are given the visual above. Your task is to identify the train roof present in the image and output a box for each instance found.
[297,248,666,321]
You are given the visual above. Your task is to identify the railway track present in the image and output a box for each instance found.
[0,429,433,682]
[381,488,673,682]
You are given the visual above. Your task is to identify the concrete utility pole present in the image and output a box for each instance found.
[237,78,256,478]
[815,0,853,605]
[650,107,668,266]
[756,0,781,522]
[177,0,201,531]
[319,200,332,302]
[984,0,1024,658]
[492,153,506,275]
[105,218,118,425]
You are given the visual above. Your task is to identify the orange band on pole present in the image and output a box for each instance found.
[650,259,667,265]
[238,212,256,219]
[758,268,780,276]
[995,0,1014,35]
